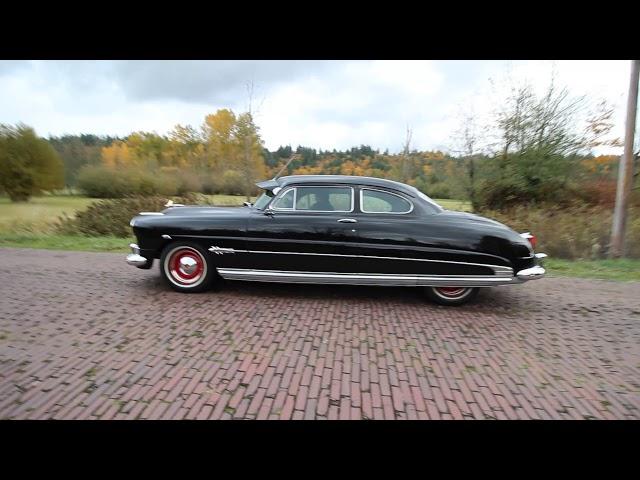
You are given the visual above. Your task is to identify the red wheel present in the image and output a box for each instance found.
[425,286,479,306]
[160,243,215,292]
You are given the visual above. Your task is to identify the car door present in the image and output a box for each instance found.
[244,185,360,273]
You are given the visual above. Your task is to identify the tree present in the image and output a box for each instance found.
[0,124,64,202]
[477,76,619,209]
[202,109,237,172]
[400,125,413,183]
[451,109,484,210]
[234,112,267,200]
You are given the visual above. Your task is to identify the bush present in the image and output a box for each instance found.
[56,195,210,237]
[479,203,640,259]
[76,163,270,198]
[221,170,245,195]
[0,124,64,202]
[77,164,137,198]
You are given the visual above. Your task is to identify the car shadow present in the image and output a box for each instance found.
[133,273,536,315]
[217,279,532,314]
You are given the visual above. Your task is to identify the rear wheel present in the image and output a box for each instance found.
[425,286,479,306]
[160,242,217,293]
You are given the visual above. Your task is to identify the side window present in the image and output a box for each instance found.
[361,189,413,214]
[272,188,295,209]
[295,187,353,212]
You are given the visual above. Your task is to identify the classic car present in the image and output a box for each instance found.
[126,175,546,305]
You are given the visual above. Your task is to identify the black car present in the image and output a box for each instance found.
[126,175,546,306]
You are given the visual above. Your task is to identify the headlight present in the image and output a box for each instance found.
[130,218,136,227]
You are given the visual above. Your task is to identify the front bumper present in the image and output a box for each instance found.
[126,243,152,268]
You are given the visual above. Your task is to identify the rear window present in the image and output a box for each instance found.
[361,189,413,214]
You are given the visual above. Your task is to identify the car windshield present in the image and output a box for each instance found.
[253,190,274,210]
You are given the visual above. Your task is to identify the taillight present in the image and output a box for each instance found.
[520,232,537,250]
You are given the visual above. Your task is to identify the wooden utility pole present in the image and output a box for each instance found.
[610,60,640,258]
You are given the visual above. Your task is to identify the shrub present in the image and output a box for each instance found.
[479,203,640,260]
[175,170,203,195]
[77,164,213,198]
[77,164,137,198]
[56,195,210,237]
[220,170,245,195]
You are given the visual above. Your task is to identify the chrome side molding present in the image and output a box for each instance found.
[216,268,543,287]
[209,246,236,255]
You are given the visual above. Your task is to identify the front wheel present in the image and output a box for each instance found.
[424,286,479,306]
[160,242,217,293]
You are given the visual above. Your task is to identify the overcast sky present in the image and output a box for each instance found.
[0,60,632,155]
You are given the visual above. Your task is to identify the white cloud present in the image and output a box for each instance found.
[0,60,632,155]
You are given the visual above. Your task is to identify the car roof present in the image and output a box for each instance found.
[257,175,417,196]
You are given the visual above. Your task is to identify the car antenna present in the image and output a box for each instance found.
[272,154,299,180]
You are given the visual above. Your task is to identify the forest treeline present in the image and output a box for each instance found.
[2,78,636,210]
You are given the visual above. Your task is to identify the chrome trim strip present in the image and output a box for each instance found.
[245,250,514,276]
[217,268,518,287]
[208,246,236,255]
[359,187,414,215]
[139,212,164,216]
[162,234,172,240]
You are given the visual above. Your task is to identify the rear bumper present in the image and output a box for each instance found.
[126,243,153,269]
[514,253,547,282]
[515,265,545,281]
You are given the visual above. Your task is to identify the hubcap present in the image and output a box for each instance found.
[166,247,206,286]
[434,287,467,298]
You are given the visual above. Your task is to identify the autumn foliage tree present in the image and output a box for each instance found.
[0,124,64,202]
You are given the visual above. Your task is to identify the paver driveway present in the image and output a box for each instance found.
[0,247,639,420]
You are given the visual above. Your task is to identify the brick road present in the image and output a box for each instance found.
[0,247,639,420]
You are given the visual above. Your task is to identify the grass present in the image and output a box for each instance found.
[0,194,251,234]
[0,196,96,233]
[0,234,131,253]
[545,258,640,282]
[434,198,471,212]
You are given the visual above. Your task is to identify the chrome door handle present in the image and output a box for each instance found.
[338,218,357,223]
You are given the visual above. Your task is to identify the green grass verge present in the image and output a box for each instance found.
[434,198,471,212]
[0,195,96,234]
[0,234,131,253]
[0,194,251,235]
[545,258,640,282]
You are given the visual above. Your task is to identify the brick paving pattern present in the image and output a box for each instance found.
[0,247,639,420]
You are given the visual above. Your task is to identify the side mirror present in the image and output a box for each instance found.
[243,202,253,207]
[264,207,275,216]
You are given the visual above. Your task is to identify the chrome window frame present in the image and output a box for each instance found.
[271,187,296,210]
[271,186,355,213]
[359,187,414,215]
